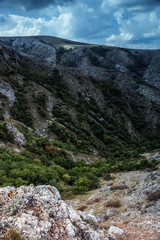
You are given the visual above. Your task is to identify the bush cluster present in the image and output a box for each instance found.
[11,83,33,127]
[147,190,160,201]
[104,200,121,208]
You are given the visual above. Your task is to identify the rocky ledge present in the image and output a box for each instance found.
[0,185,108,240]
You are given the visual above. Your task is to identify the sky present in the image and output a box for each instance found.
[0,0,160,49]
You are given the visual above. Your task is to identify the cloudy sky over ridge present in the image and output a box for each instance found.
[0,0,160,49]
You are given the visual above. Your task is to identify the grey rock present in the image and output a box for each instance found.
[108,226,124,235]
[0,140,5,147]
[1,36,160,140]
[6,122,26,146]
[0,81,16,107]
[149,153,160,162]
[0,185,107,239]
[101,186,111,192]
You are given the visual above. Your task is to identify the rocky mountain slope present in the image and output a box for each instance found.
[0,170,159,240]
[66,170,160,240]
[0,35,160,190]
[0,36,160,239]
[1,36,160,151]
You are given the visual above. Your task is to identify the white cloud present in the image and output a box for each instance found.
[0,0,160,49]
[106,32,133,46]
[101,0,121,9]
[0,0,111,44]
[105,6,160,49]
[0,12,73,38]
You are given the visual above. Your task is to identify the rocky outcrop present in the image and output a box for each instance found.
[108,226,124,239]
[6,122,26,146]
[67,170,160,240]
[1,172,159,240]
[1,36,160,138]
[0,185,107,240]
[0,80,16,107]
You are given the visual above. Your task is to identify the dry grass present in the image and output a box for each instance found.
[61,191,74,200]
[111,185,129,191]
[77,205,87,211]
[104,199,121,208]
[6,229,22,240]
[100,223,109,230]
[147,190,160,201]
[115,235,126,240]
[87,197,101,205]
[107,183,113,186]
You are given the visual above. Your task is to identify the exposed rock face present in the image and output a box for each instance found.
[1,172,159,240]
[144,54,160,89]
[6,122,26,146]
[0,37,160,240]
[108,226,124,234]
[0,185,107,240]
[108,226,124,239]
[0,80,16,107]
[1,36,160,146]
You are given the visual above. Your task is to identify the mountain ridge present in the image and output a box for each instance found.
[0,35,160,240]
[1,35,160,50]
[0,35,160,193]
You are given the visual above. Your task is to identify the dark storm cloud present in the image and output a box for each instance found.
[0,0,74,10]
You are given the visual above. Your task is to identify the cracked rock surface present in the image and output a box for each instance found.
[0,185,107,240]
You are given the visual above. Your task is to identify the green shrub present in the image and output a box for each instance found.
[6,229,22,240]
[0,124,7,141]
[0,111,4,121]
[72,177,91,194]
[147,190,160,201]
[11,86,33,127]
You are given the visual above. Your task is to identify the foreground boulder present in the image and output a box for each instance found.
[0,185,107,240]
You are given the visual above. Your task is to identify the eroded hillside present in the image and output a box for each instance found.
[0,36,160,195]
